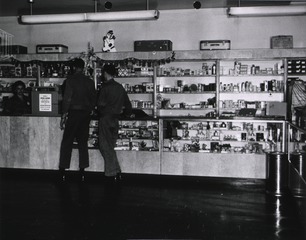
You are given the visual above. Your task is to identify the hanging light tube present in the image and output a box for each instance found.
[20,10,159,24]
[228,5,306,17]
[20,13,87,24]
[87,10,159,21]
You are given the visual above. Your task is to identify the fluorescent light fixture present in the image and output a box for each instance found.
[21,13,86,24]
[20,10,159,24]
[228,5,306,17]
[87,10,159,21]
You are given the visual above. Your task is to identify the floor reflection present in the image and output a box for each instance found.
[0,169,305,240]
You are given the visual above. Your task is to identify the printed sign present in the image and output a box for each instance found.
[39,93,52,112]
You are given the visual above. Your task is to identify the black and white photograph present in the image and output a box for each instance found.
[0,0,306,239]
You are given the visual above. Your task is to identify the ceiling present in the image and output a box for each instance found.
[0,0,304,17]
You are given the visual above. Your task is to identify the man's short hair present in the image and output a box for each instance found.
[73,58,85,69]
[103,64,117,76]
[12,80,26,93]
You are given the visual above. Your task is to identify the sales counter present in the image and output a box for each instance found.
[0,115,160,174]
[0,115,268,179]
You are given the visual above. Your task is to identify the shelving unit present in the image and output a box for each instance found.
[115,76,155,116]
[219,59,286,118]
[156,60,217,117]
[2,49,306,178]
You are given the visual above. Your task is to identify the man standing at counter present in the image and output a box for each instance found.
[59,58,96,182]
[97,64,133,183]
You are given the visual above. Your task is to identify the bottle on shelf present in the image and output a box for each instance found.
[206,121,211,140]
[26,63,32,77]
[129,137,133,150]
[251,64,256,75]
[15,64,21,77]
[212,64,216,75]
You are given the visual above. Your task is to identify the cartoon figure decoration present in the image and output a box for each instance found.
[102,30,116,52]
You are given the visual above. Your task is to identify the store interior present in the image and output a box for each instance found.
[1,1,306,239]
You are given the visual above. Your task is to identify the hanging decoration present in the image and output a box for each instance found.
[0,44,176,78]
[77,42,98,76]
[95,50,176,68]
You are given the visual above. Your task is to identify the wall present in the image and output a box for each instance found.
[1,8,306,54]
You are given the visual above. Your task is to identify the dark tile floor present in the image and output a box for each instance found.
[0,168,305,240]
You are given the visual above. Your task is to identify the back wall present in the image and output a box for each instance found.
[1,8,306,53]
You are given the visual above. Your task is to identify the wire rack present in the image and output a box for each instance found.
[0,29,14,58]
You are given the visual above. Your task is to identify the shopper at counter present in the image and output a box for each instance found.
[59,58,96,182]
[97,64,133,183]
[3,80,31,115]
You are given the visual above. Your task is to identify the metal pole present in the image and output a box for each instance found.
[94,0,98,13]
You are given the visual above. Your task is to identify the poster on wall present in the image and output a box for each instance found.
[39,93,52,112]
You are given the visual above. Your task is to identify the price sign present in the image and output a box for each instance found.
[39,93,52,112]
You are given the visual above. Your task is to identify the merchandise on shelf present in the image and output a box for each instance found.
[163,120,284,154]
[40,62,73,78]
[157,63,216,76]
[0,63,38,78]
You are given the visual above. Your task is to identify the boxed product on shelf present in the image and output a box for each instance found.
[200,40,230,50]
[36,44,68,54]
[271,35,293,49]
[134,40,172,51]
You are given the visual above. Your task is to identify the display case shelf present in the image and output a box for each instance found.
[157,75,216,77]
[158,92,215,94]
[163,118,285,154]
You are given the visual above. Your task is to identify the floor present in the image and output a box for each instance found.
[0,168,305,240]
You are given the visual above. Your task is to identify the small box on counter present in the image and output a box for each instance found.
[200,40,230,50]
[134,40,172,52]
[271,35,293,49]
[36,44,68,54]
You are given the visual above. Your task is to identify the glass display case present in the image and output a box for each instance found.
[163,118,285,154]
[116,119,159,151]
[287,58,306,124]
[74,118,159,152]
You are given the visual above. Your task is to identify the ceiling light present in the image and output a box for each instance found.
[20,10,160,24]
[87,10,159,21]
[20,13,86,24]
[104,1,112,10]
[228,5,306,17]
[193,1,201,9]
